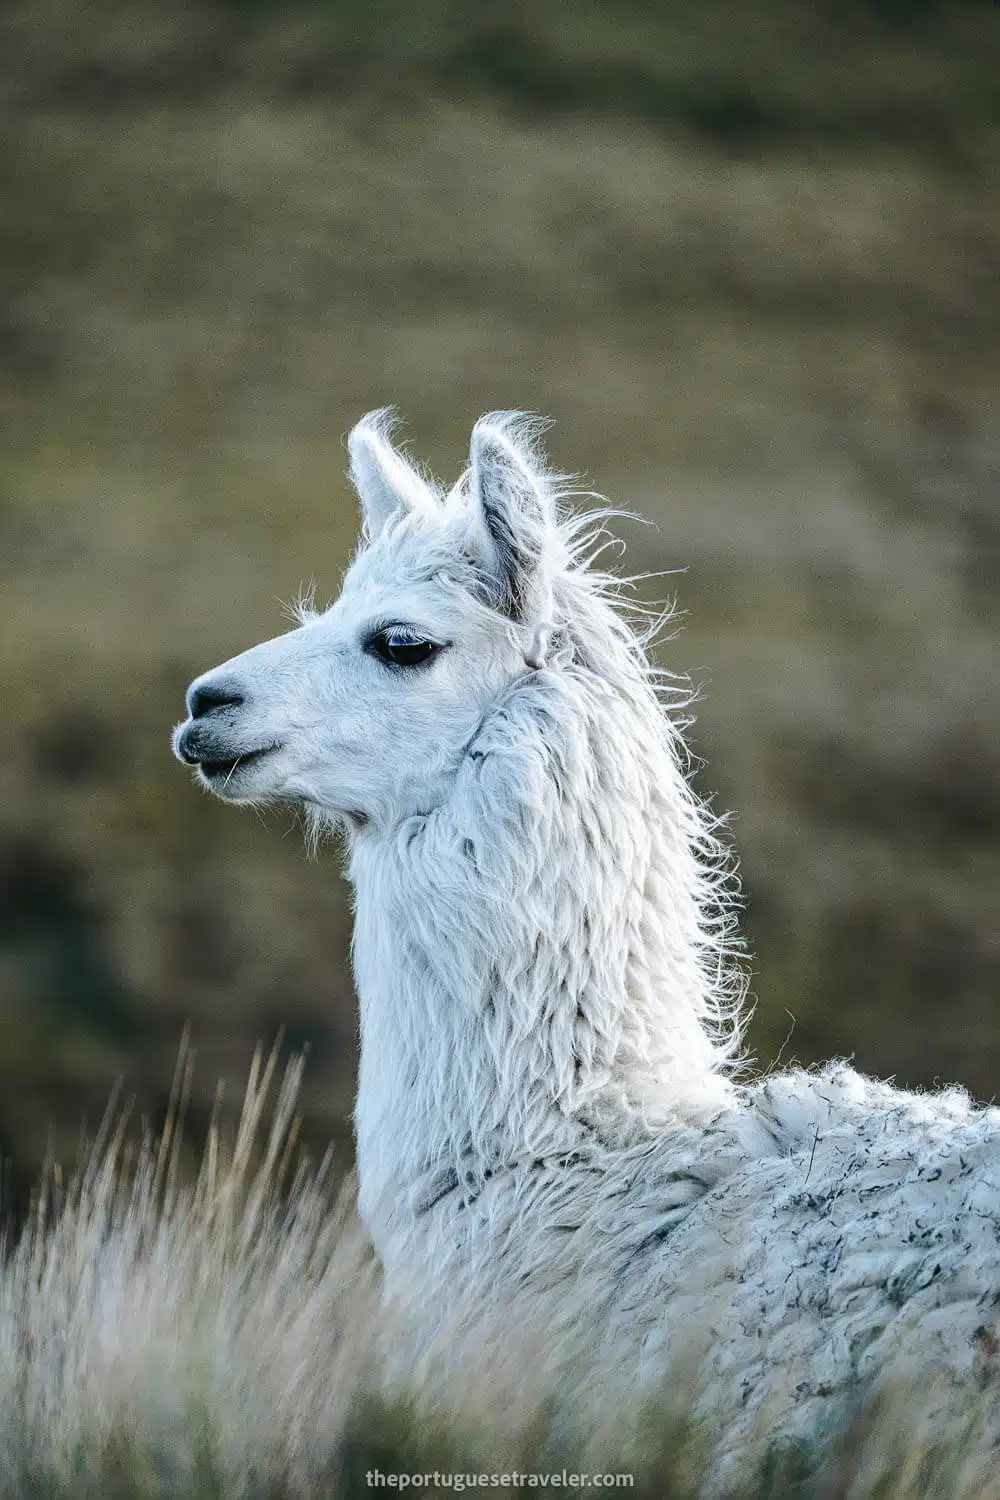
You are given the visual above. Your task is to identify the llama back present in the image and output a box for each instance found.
[390,1058,1000,1460]
[608,1062,1000,1450]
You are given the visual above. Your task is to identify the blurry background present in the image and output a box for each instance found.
[1,0,998,1213]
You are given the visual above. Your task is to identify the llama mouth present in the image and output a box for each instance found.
[197,744,281,781]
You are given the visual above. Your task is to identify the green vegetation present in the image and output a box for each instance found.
[2,6,998,1489]
[12,0,1000,160]
[0,0,997,1215]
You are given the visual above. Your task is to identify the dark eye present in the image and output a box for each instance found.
[368,629,443,668]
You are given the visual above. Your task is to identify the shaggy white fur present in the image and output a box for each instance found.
[174,411,1000,1460]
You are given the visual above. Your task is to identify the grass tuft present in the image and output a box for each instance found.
[0,1045,999,1497]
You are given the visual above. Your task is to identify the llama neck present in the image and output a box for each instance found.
[349,662,738,1242]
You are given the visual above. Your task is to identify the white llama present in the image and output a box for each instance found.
[174,411,1000,1460]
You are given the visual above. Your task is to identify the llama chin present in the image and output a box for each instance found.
[175,409,1000,1469]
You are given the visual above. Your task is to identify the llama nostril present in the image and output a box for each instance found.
[187,681,246,720]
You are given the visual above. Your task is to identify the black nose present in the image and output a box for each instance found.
[187,681,245,719]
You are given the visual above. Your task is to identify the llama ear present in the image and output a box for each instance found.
[468,414,554,622]
[348,410,438,536]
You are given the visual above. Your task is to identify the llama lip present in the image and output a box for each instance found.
[196,744,281,780]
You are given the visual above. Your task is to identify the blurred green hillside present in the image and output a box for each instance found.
[1,0,998,1205]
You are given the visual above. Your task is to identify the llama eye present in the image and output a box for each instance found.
[368,630,442,668]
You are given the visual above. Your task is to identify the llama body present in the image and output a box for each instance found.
[174,412,1000,1457]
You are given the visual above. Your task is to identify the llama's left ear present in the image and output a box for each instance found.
[348,410,438,536]
[467,414,554,622]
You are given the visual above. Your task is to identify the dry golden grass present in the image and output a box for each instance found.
[0,1044,999,1499]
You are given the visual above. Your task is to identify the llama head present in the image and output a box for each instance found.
[172,412,570,833]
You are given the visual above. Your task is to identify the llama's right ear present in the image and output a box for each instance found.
[467,414,555,623]
[348,410,438,536]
